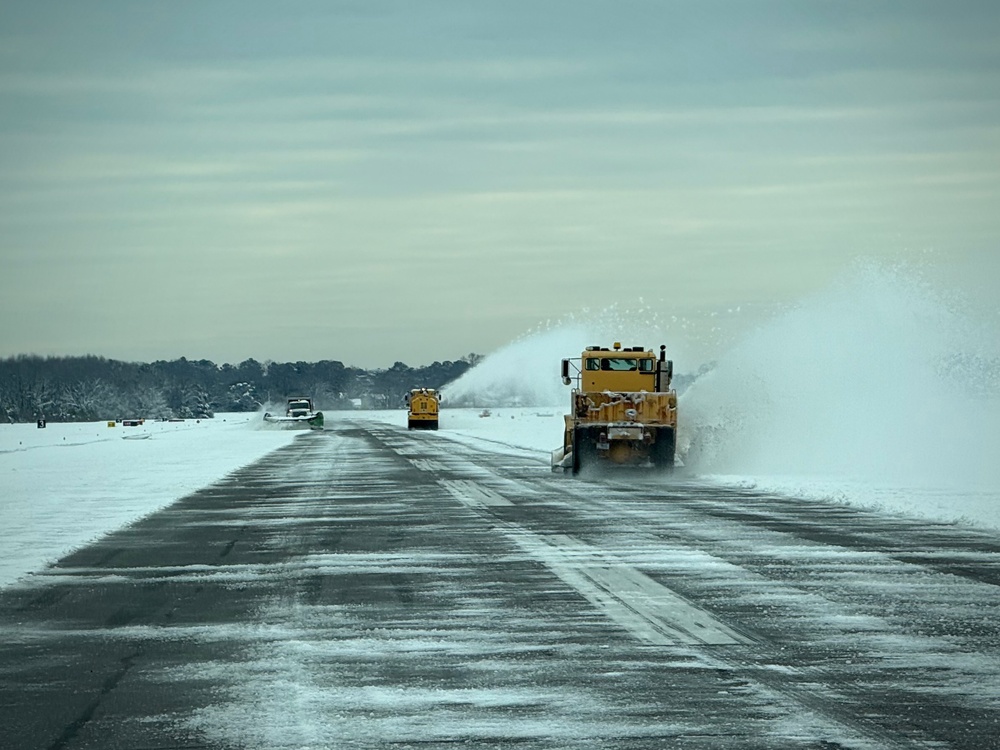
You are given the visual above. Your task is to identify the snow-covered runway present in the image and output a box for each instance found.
[2,414,999,749]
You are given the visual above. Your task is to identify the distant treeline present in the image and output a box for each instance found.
[0,354,483,423]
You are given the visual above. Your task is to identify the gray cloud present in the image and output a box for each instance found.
[1,1,999,367]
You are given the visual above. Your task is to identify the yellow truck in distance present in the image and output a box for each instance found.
[406,388,441,430]
[552,342,677,474]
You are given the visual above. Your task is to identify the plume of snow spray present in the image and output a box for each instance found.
[680,261,1000,492]
[443,304,692,407]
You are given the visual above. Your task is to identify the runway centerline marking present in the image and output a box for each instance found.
[441,477,748,646]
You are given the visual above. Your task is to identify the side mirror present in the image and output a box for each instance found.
[561,358,571,386]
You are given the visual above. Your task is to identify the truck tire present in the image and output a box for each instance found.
[651,427,675,472]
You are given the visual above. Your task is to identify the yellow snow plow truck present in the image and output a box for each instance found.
[406,388,441,430]
[552,342,677,474]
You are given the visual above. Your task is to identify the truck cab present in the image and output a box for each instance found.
[565,343,673,394]
[286,398,314,418]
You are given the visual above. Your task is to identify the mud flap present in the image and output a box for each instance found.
[651,426,676,471]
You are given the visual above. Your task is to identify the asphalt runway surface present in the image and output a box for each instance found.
[2,422,1000,749]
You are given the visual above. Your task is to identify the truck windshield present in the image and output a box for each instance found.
[584,357,655,372]
[601,358,637,371]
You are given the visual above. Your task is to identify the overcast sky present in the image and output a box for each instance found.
[2,1,998,368]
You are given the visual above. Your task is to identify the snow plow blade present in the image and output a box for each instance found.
[263,411,324,430]
[551,446,571,473]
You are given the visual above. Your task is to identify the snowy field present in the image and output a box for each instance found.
[0,414,299,589]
